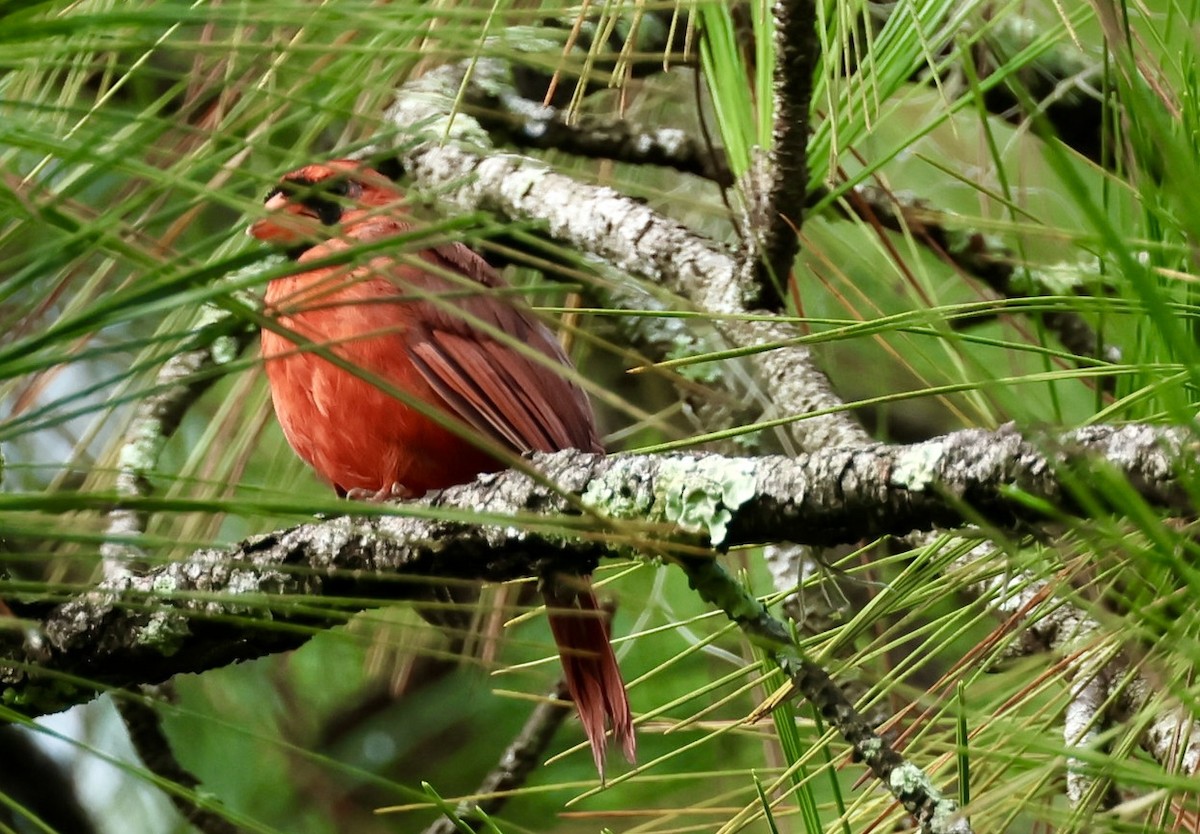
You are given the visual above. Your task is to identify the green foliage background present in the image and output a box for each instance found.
[2,0,1200,832]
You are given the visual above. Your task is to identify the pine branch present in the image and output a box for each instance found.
[4,422,1189,716]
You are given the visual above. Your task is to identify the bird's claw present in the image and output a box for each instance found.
[345,482,416,502]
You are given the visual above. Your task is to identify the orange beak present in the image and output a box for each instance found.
[248,193,324,246]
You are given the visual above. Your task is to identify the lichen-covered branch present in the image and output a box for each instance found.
[4,422,1190,716]
[945,538,1200,790]
[101,310,254,578]
[680,556,969,833]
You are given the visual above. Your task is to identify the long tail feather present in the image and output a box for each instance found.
[544,579,635,778]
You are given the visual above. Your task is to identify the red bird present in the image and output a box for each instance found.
[249,159,634,775]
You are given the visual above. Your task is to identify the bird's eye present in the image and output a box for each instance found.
[266,175,358,224]
[302,196,344,226]
[324,178,363,199]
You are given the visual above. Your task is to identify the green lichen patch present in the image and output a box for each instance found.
[138,609,191,656]
[890,443,945,492]
[119,421,167,476]
[581,458,655,520]
[654,456,757,547]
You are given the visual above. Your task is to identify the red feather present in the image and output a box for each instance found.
[252,160,634,775]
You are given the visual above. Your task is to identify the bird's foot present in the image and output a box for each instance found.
[345,482,416,502]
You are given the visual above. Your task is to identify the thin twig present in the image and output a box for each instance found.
[421,681,572,834]
[479,95,734,186]
[741,0,819,308]
[858,8,1112,165]
[841,184,1122,386]
[116,684,240,834]
[679,556,970,833]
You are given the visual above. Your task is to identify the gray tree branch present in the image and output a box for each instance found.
[5,422,1189,716]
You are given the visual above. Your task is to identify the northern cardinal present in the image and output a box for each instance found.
[249,159,634,776]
